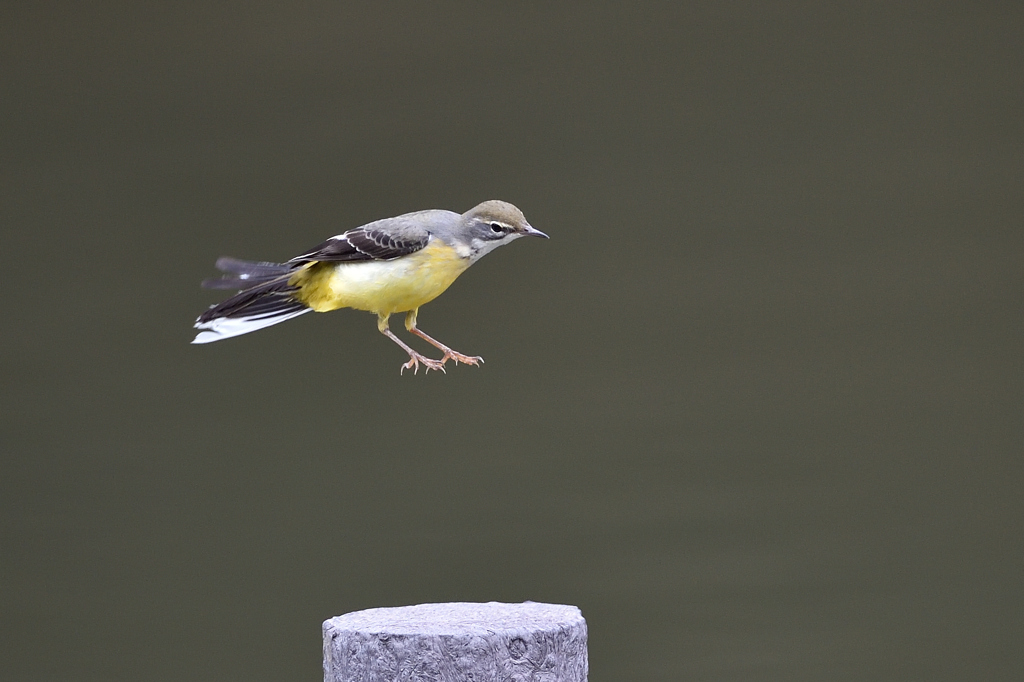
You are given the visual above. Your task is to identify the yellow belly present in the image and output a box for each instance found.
[291,240,471,315]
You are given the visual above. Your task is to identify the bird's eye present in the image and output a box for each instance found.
[489,222,504,233]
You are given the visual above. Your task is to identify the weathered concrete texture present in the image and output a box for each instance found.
[323,601,587,682]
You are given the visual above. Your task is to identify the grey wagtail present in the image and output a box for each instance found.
[193,200,547,373]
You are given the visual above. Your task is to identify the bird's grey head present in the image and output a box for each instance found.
[460,200,548,261]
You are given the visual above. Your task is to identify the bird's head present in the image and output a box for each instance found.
[461,200,548,261]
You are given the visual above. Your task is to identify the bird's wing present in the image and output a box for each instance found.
[288,225,430,264]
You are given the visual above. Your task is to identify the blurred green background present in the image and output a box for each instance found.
[2,2,1021,680]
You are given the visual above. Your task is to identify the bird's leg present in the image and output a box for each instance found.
[377,314,445,374]
[405,310,484,367]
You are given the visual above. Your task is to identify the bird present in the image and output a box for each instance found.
[192,200,548,373]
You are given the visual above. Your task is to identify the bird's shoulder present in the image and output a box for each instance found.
[289,209,460,264]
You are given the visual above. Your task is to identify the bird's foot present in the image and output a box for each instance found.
[400,351,447,375]
[441,350,484,367]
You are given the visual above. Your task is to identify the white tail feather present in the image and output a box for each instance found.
[191,308,312,344]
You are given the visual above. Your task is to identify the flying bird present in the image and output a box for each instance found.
[193,200,547,373]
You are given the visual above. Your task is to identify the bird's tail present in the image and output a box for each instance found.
[192,258,311,344]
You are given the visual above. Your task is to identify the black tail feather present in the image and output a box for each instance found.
[197,274,300,324]
[202,257,293,290]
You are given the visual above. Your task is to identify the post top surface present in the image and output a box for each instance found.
[324,601,584,637]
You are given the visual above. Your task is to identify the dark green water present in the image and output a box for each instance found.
[2,3,1021,680]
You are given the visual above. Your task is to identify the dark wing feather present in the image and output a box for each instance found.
[288,227,428,264]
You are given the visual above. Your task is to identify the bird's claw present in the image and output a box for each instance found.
[442,351,484,367]
[398,348,483,375]
[400,352,447,375]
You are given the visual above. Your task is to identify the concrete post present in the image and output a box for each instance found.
[323,601,588,682]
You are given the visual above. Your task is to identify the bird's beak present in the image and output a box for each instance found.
[521,223,549,239]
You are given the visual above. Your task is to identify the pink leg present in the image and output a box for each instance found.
[377,314,445,374]
[405,310,484,367]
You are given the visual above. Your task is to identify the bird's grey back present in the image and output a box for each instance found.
[357,209,461,242]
